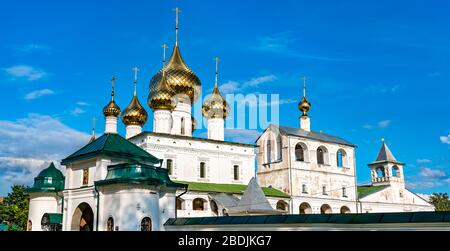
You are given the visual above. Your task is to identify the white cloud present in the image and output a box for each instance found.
[363,120,391,129]
[377,120,391,128]
[440,134,450,145]
[3,65,47,81]
[419,167,447,179]
[71,107,86,116]
[218,75,277,94]
[224,129,261,144]
[76,101,89,106]
[18,44,50,54]
[417,159,432,163]
[24,88,54,100]
[406,181,444,189]
[0,114,89,186]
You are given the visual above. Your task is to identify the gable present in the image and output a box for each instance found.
[61,133,161,165]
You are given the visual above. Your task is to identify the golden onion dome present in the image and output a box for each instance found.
[121,95,148,126]
[103,100,120,117]
[298,96,311,116]
[202,85,229,119]
[149,45,201,103]
[148,73,176,111]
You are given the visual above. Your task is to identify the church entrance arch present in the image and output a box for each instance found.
[71,202,94,231]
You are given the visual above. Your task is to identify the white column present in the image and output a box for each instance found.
[153,110,173,134]
[125,125,142,139]
[171,99,192,136]
[300,116,310,132]
[28,194,59,231]
[105,116,118,134]
[207,118,224,141]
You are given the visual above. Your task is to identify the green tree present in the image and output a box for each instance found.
[0,185,29,231]
[429,192,450,211]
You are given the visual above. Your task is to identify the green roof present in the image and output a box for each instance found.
[47,213,63,224]
[61,133,160,165]
[165,211,450,226]
[95,162,186,189]
[178,181,290,198]
[357,185,389,199]
[27,163,65,193]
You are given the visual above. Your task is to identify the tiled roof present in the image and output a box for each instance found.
[61,133,160,165]
[376,142,397,162]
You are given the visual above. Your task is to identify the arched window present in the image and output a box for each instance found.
[299,202,312,214]
[342,187,347,197]
[222,209,229,216]
[337,150,343,167]
[376,166,385,177]
[233,165,239,181]
[181,117,185,135]
[317,147,326,165]
[276,200,288,211]
[276,134,283,161]
[166,159,173,175]
[320,204,332,214]
[27,220,32,231]
[176,198,185,210]
[107,217,114,231]
[199,162,206,178]
[295,143,305,161]
[41,213,50,231]
[140,217,152,231]
[193,198,205,211]
[392,165,400,177]
[340,206,351,214]
[266,138,273,163]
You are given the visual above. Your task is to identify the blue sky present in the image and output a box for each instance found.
[0,0,449,196]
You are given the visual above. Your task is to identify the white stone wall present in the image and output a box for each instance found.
[130,134,256,185]
[28,193,61,231]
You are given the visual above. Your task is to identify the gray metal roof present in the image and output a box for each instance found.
[227,178,281,214]
[376,142,397,162]
[209,193,240,210]
[275,125,355,147]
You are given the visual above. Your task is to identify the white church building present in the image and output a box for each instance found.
[26,8,433,231]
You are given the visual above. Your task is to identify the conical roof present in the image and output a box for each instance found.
[376,142,397,162]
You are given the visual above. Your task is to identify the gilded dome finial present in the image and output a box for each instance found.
[103,76,121,117]
[298,76,311,117]
[89,116,96,143]
[202,57,229,119]
[148,10,201,103]
[121,68,148,126]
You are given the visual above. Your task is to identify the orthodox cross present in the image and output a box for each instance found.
[162,43,168,66]
[173,7,181,44]
[111,75,116,101]
[214,57,220,87]
[133,66,139,95]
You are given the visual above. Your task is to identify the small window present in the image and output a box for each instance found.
[47,177,53,184]
[337,150,343,167]
[322,185,328,195]
[302,184,308,194]
[317,148,325,165]
[276,201,287,211]
[233,165,239,181]
[176,198,184,210]
[181,117,185,135]
[193,198,205,211]
[140,217,152,231]
[342,187,347,197]
[295,143,305,161]
[82,169,89,186]
[167,159,173,175]
[107,217,114,231]
[199,162,206,178]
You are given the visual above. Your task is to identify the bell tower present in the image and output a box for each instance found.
[368,139,405,188]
